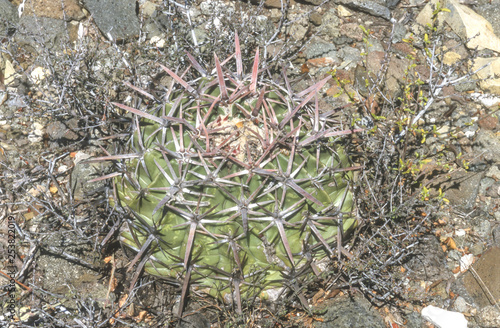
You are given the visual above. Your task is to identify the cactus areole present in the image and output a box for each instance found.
[108,35,358,313]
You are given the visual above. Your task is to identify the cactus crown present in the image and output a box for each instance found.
[95,33,357,315]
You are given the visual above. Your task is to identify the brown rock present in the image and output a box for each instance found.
[437,170,483,209]
[307,57,336,68]
[46,119,81,141]
[23,0,85,21]
[442,85,455,98]
[67,20,80,43]
[309,12,322,26]
[365,51,384,74]
[354,65,371,97]
[415,64,430,83]
[258,0,295,8]
[462,247,500,308]
[329,68,353,83]
[378,56,409,97]
[478,115,499,130]
[392,42,415,57]
[340,23,363,41]
[443,39,469,59]
[326,85,341,97]
[387,56,409,83]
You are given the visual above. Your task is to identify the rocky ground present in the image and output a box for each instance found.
[0,0,500,327]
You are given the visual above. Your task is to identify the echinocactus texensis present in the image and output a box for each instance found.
[92,33,360,315]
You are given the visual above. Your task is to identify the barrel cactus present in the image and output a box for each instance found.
[92,34,359,314]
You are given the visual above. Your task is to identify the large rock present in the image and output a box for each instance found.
[305,41,337,59]
[46,119,82,141]
[322,8,341,38]
[16,16,70,48]
[338,0,391,20]
[406,236,452,281]
[474,0,500,37]
[476,306,500,328]
[70,160,107,201]
[313,294,385,328]
[416,0,500,53]
[474,129,500,164]
[472,57,500,96]
[83,0,140,41]
[439,170,483,210]
[22,0,85,21]
[462,247,500,308]
[0,0,19,35]
[445,0,500,52]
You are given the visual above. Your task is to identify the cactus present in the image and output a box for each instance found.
[92,34,359,315]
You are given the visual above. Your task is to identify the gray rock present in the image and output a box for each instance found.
[177,313,210,328]
[474,0,500,37]
[83,0,140,41]
[368,37,385,52]
[473,219,491,239]
[392,22,407,43]
[476,306,500,328]
[469,242,484,256]
[385,0,401,8]
[46,119,81,141]
[474,130,500,164]
[301,0,323,5]
[322,8,341,38]
[455,115,479,136]
[290,22,308,41]
[16,16,68,49]
[305,42,337,59]
[70,161,106,201]
[405,311,424,328]
[454,81,476,93]
[406,236,452,281]
[193,28,208,45]
[338,0,391,20]
[314,295,385,328]
[485,165,500,179]
[0,0,18,36]
[370,0,400,8]
[339,46,362,67]
[452,296,468,313]
[143,20,163,40]
[150,11,170,32]
[332,36,354,46]
[479,177,495,195]
[493,226,500,246]
[448,249,462,261]
[310,12,322,26]
[354,65,373,97]
[440,170,483,210]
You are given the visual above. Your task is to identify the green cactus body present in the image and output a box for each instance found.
[108,37,357,312]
